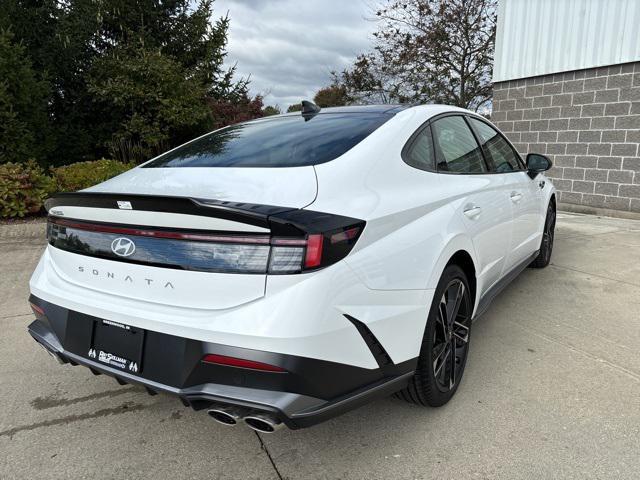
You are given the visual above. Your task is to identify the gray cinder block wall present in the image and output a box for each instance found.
[491,61,640,214]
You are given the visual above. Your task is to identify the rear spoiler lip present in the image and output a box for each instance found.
[44,192,364,237]
[45,192,286,230]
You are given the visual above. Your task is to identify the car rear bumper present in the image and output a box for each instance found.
[28,295,415,429]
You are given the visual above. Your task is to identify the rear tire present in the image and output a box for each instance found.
[396,264,472,407]
[530,201,556,269]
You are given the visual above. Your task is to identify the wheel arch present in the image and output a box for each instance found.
[445,250,477,314]
[427,234,479,311]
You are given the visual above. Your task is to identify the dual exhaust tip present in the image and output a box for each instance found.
[36,340,283,432]
[207,406,283,433]
[39,342,282,432]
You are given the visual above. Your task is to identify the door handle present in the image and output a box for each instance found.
[510,192,523,203]
[463,205,482,219]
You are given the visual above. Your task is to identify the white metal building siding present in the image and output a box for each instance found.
[494,0,640,82]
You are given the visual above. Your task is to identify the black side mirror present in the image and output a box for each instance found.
[526,153,552,178]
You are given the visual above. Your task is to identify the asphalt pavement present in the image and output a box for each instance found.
[1,212,639,479]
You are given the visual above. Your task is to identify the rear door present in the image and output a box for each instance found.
[466,116,541,271]
[430,115,514,292]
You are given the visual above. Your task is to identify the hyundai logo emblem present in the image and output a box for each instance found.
[111,237,136,257]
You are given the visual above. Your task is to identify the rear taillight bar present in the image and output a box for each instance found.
[47,216,364,274]
[48,218,270,244]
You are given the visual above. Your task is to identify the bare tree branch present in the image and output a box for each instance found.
[334,0,497,109]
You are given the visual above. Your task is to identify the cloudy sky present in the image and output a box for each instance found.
[214,0,377,110]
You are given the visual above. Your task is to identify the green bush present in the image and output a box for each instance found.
[0,160,56,218]
[52,159,132,192]
[0,158,132,219]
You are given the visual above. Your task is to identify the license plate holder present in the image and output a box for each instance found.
[88,319,145,374]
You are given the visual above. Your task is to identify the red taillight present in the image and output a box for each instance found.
[304,234,324,268]
[30,302,45,316]
[201,354,286,372]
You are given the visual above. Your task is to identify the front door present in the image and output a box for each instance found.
[502,171,543,270]
[466,116,541,272]
[431,115,514,293]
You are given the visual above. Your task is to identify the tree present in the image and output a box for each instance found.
[262,105,281,116]
[287,103,302,113]
[208,94,265,130]
[0,0,258,165]
[313,84,348,107]
[331,53,396,104]
[0,30,49,164]
[86,1,257,162]
[334,0,497,111]
[1,0,116,164]
[89,45,213,162]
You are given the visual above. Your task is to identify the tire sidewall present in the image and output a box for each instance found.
[544,203,555,261]
[419,264,472,406]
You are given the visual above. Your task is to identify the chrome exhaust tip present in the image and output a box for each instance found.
[243,414,284,433]
[37,342,65,364]
[52,352,65,364]
[207,406,242,426]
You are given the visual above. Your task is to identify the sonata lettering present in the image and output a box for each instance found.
[78,266,175,289]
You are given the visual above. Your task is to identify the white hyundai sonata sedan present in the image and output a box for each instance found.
[28,102,556,432]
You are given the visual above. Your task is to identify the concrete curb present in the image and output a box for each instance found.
[0,220,46,241]
[559,202,640,221]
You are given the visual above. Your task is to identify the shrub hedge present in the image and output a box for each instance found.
[0,161,56,218]
[51,159,132,192]
[0,159,132,219]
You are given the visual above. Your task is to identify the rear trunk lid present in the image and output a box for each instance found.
[45,166,318,310]
[85,166,318,209]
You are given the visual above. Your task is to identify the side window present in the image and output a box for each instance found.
[404,126,435,171]
[431,116,486,173]
[468,117,524,172]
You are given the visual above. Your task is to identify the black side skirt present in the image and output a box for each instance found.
[473,250,539,321]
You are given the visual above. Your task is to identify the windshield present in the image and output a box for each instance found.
[144,113,391,168]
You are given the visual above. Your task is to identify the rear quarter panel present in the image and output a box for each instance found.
[312,106,479,293]
[307,107,482,362]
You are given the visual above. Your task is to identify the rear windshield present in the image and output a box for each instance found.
[144,113,391,168]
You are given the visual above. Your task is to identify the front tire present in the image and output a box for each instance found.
[396,264,472,407]
[530,201,556,269]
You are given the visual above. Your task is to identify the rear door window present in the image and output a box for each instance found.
[404,126,435,171]
[144,113,391,168]
[467,117,524,172]
[431,116,487,173]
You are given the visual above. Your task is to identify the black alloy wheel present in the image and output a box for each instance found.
[531,202,556,268]
[432,279,471,393]
[396,264,472,406]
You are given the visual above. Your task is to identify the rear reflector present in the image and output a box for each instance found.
[202,354,286,372]
[30,302,45,316]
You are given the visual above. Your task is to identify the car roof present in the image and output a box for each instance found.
[277,105,409,117]
[280,104,472,117]
[311,104,411,114]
